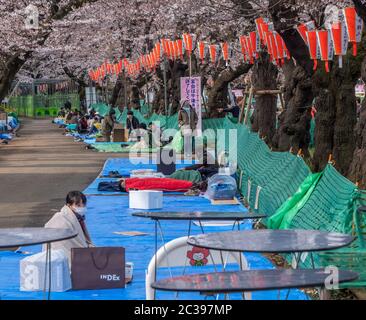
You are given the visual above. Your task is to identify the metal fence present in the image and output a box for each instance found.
[7,79,80,117]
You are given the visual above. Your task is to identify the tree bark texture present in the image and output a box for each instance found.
[250,52,278,146]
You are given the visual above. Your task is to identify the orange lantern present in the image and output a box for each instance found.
[245,36,254,64]
[274,33,285,65]
[168,41,175,60]
[264,32,273,61]
[198,41,206,63]
[209,45,218,64]
[316,30,334,73]
[342,7,364,56]
[255,17,266,43]
[155,43,161,62]
[249,31,260,59]
[306,30,320,70]
[182,33,193,55]
[330,22,348,68]
[296,21,315,45]
[221,42,230,62]
[177,39,184,60]
[240,36,248,62]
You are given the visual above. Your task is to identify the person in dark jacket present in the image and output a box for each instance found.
[126,111,140,134]
[223,104,240,118]
[102,109,116,142]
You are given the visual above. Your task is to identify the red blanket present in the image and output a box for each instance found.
[125,178,193,192]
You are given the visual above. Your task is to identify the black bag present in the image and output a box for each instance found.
[71,247,125,290]
[97,181,123,192]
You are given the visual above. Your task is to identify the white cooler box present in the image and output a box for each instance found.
[129,190,163,209]
[20,249,72,292]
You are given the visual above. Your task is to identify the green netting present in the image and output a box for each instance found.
[267,164,366,287]
[213,117,311,217]
[267,172,323,230]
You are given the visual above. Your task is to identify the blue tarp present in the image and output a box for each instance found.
[0,133,12,140]
[0,195,307,300]
[0,158,308,300]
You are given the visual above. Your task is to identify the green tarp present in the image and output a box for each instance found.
[267,172,322,230]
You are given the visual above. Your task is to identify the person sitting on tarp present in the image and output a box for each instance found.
[87,116,100,135]
[64,100,72,111]
[102,109,116,142]
[58,107,66,118]
[126,111,140,135]
[77,115,88,134]
[223,104,240,118]
[44,191,94,262]
[89,108,96,119]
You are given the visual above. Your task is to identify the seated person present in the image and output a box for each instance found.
[58,107,66,118]
[119,177,193,192]
[78,116,89,133]
[44,191,94,262]
[224,104,240,118]
[126,111,140,135]
[87,116,100,135]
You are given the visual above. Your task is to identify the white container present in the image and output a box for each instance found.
[129,190,163,209]
[20,249,72,292]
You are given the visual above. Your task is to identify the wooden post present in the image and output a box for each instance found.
[279,92,285,112]
[243,86,254,125]
[239,87,247,123]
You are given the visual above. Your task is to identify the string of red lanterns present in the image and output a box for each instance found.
[88,6,363,82]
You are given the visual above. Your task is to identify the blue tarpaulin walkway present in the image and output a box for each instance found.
[0,158,308,300]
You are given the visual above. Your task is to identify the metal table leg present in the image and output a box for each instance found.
[43,242,52,300]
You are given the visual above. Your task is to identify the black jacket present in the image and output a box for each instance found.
[126,116,140,131]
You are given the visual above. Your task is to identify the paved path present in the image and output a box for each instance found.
[0,118,126,228]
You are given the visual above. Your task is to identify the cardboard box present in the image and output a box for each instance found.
[112,127,129,142]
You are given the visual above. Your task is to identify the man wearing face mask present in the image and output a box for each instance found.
[102,108,117,142]
[44,191,94,263]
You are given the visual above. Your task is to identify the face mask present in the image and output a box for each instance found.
[72,206,87,217]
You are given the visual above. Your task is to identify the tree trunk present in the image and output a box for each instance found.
[0,0,96,102]
[250,52,278,146]
[312,48,363,175]
[109,75,124,107]
[130,85,140,110]
[273,61,313,157]
[0,52,31,102]
[207,63,251,116]
[312,84,336,172]
[348,100,366,188]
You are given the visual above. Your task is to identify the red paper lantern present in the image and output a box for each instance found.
[342,7,364,56]
[317,30,334,73]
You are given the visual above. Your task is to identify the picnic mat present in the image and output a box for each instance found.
[0,194,307,300]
